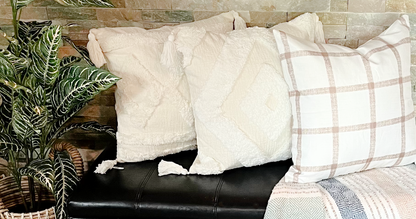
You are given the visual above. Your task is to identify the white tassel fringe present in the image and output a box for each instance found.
[160,33,179,68]
[158,160,189,176]
[87,32,107,68]
[232,11,247,30]
[94,160,119,174]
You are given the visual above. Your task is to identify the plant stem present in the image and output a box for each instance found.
[9,152,29,212]
[28,177,36,211]
[10,0,18,42]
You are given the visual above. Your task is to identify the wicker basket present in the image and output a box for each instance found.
[0,142,83,219]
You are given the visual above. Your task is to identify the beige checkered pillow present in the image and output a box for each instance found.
[273,15,416,183]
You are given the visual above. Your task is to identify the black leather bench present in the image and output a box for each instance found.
[68,143,292,219]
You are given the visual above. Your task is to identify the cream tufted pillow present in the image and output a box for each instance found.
[87,11,246,162]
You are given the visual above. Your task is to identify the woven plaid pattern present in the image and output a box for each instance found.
[265,164,416,219]
[273,15,416,183]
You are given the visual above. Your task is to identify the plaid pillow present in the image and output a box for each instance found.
[273,15,416,183]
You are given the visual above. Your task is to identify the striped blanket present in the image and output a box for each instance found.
[264,164,416,219]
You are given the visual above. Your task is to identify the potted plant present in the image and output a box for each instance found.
[0,0,119,218]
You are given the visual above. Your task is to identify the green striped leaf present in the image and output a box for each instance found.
[52,77,92,117]
[32,86,49,129]
[0,49,30,73]
[16,0,36,10]
[8,21,52,58]
[22,73,38,90]
[11,93,34,141]
[52,65,119,117]
[54,151,79,219]
[62,36,93,66]
[61,65,120,96]
[0,53,16,80]
[30,25,62,86]
[18,159,54,193]
[0,132,22,154]
[54,0,113,7]
[56,121,116,139]
[46,102,87,143]
[60,56,81,68]
[0,85,12,121]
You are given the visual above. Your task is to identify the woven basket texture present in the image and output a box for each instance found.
[0,142,83,219]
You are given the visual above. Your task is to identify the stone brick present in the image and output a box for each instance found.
[327,38,359,48]
[76,105,116,118]
[0,25,13,36]
[330,0,348,12]
[193,10,226,21]
[29,0,61,7]
[412,54,416,65]
[249,11,287,24]
[0,7,48,20]
[411,66,416,84]
[142,10,193,22]
[288,12,304,21]
[216,0,330,12]
[88,95,116,106]
[0,36,7,49]
[0,18,12,26]
[386,0,406,12]
[67,32,89,41]
[347,13,399,26]
[101,85,116,95]
[96,8,141,22]
[246,23,267,28]
[407,14,416,39]
[58,45,79,58]
[407,0,416,13]
[116,21,144,27]
[347,25,387,41]
[66,20,107,33]
[0,0,8,6]
[48,7,97,20]
[348,0,386,13]
[411,40,416,54]
[237,11,250,23]
[173,0,215,10]
[142,22,178,30]
[109,0,125,8]
[125,0,171,9]
[316,12,347,25]
[323,25,346,38]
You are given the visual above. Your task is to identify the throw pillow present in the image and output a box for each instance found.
[174,13,325,175]
[87,11,246,162]
[273,15,416,183]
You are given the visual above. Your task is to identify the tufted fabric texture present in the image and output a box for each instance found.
[87,11,246,162]
[170,13,325,175]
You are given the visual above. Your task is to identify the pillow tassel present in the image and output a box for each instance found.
[94,160,124,174]
[232,11,247,30]
[158,160,189,176]
[314,21,325,44]
[87,32,107,68]
[161,33,179,68]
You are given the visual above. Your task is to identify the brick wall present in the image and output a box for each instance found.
[1,0,416,171]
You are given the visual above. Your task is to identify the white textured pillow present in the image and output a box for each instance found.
[174,13,325,175]
[274,15,416,183]
[87,11,246,162]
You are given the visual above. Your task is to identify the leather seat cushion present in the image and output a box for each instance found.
[68,143,292,219]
